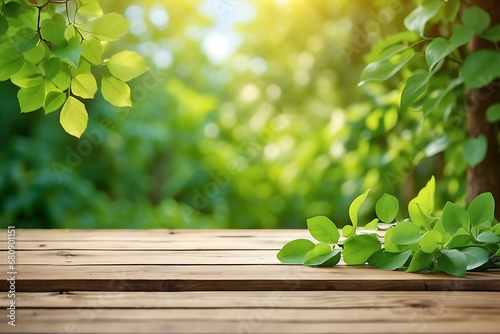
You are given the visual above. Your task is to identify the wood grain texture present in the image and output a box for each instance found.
[1,264,499,292]
[3,291,499,309]
[1,229,500,334]
[3,307,499,333]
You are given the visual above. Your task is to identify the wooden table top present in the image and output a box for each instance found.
[1,229,499,333]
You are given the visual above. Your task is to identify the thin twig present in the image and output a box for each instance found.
[37,0,69,49]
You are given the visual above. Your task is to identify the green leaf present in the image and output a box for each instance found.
[44,90,66,114]
[419,230,442,253]
[486,103,500,123]
[463,134,487,168]
[107,51,148,82]
[40,13,66,46]
[343,234,381,265]
[446,234,475,249]
[442,0,460,23]
[276,239,315,264]
[92,12,130,41]
[442,202,470,237]
[53,37,84,68]
[10,60,41,87]
[17,79,45,113]
[3,1,21,18]
[307,250,341,267]
[0,15,8,35]
[359,47,415,85]
[461,247,490,270]
[407,249,434,272]
[383,226,408,253]
[476,231,500,243]
[375,193,399,223]
[461,50,500,90]
[71,73,97,99]
[345,188,371,238]
[42,57,61,79]
[0,43,23,81]
[303,243,336,266]
[404,0,442,37]
[364,218,379,230]
[482,25,500,42]
[468,193,495,227]
[101,75,132,107]
[408,176,435,229]
[400,72,428,110]
[423,76,463,117]
[436,249,468,277]
[389,222,422,245]
[79,0,103,16]
[342,225,353,238]
[23,42,46,65]
[81,37,103,65]
[12,27,38,54]
[368,249,412,270]
[463,6,491,34]
[425,27,474,71]
[306,216,340,244]
[50,64,71,91]
[60,96,88,138]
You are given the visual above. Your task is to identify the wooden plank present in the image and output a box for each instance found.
[2,264,499,291]
[5,229,313,241]
[0,239,298,250]
[10,250,281,265]
[3,307,499,333]
[3,291,499,309]
[3,229,383,241]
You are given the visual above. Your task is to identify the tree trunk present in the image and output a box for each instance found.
[467,0,500,217]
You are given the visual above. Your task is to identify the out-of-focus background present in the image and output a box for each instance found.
[0,0,468,229]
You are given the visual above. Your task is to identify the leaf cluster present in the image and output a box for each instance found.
[0,0,147,137]
[277,176,500,277]
[360,2,500,167]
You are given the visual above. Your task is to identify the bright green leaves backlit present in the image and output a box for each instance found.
[408,176,435,229]
[108,51,148,82]
[0,43,23,81]
[102,75,132,107]
[277,178,500,277]
[18,79,45,113]
[404,0,442,37]
[277,216,342,267]
[277,239,315,264]
[359,46,415,85]
[60,96,88,138]
[92,13,130,41]
[344,188,370,237]
[71,73,97,99]
[0,0,147,138]
[307,216,340,244]
[375,194,399,223]
[343,234,381,265]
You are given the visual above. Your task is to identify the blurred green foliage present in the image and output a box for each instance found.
[0,0,468,229]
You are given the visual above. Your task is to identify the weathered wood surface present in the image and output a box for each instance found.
[1,229,499,333]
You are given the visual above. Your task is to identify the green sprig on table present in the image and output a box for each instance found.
[277,176,500,277]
